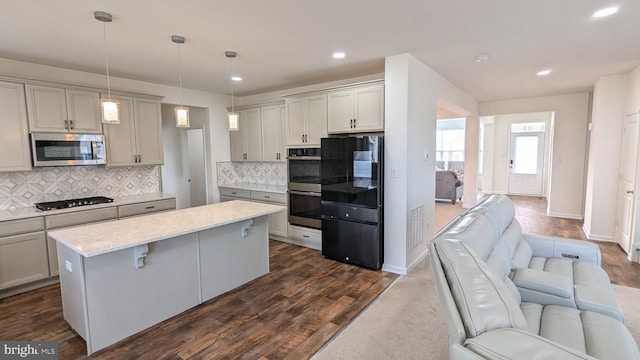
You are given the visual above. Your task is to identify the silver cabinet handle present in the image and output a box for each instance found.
[69,120,74,130]
[353,118,356,128]
[264,195,270,199]
[145,205,156,210]
[627,190,634,194]
[64,120,69,130]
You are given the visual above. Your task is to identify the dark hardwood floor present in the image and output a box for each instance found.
[510,195,640,288]
[0,240,398,359]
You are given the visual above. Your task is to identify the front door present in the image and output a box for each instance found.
[508,122,545,196]
[616,112,640,255]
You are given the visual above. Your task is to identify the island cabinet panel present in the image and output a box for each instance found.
[199,216,269,301]
[57,233,201,354]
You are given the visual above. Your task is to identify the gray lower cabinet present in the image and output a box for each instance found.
[219,188,287,237]
[117,198,177,218]
[0,217,47,290]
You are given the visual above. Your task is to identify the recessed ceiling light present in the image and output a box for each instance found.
[537,69,552,76]
[231,76,242,82]
[474,53,489,63]
[332,52,346,59]
[592,6,619,18]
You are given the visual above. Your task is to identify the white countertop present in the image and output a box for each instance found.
[218,183,287,194]
[0,193,176,222]
[48,200,284,257]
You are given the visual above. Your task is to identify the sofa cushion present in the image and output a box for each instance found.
[434,238,529,338]
[520,303,639,359]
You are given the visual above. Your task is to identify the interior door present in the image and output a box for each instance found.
[187,128,207,207]
[508,123,545,196]
[616,112,640,254]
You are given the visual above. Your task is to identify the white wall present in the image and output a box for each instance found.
[384,53,477,274]
[583,75,627,241]
[0,57,230,203]
[479,94,590,219]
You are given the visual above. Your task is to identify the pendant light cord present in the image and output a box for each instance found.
[102,21,112,101]
[230,57,235,113]
[178,44,184,107]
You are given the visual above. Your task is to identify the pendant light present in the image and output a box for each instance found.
[226,51,239,131]
[172,35,189,128]
[95,11,120,124]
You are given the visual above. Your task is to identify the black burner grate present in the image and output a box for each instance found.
[34,196,114,211]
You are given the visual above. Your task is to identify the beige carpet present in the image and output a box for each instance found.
[313,257,640,360]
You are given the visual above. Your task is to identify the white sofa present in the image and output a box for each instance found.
[429,194,639,359]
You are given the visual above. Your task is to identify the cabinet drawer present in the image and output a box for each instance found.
[46,207,118,230]
[250,191,286,204]
[0,217,44,237]
[117,198,176,219]
[287,225,321,243]
[219,188,251,199]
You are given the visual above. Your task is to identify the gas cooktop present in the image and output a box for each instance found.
[34,196,114,211]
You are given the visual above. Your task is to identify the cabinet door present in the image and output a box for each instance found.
[0,231,49,290]
[354,84,384,132]
[286,98,305,146]
[66,89,102,134]
[327,90,354,134]
[134,98,164,165]
[261,105,282,162]
[0,81,31,171]
[104,95,137,166]
[25,84,68,132]
[245,108,263,161]
[230,109,247,161]
[306,94,327,146]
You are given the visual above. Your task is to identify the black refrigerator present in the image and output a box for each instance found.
[320,135,383,270]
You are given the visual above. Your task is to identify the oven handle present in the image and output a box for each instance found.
[286,156,321,161]
[288,190,321,197]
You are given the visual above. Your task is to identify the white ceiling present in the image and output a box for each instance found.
[1,0,639,102]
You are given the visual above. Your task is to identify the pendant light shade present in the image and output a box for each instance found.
[172,35,190,128]
[175,106,190,127]
[228,112,239,131]
[95,11,120,124]
[226,51,239,131]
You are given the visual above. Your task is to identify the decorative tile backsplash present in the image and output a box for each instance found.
[217,162,287,186]
[0,166,160,210]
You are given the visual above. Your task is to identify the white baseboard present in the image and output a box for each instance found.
[406,248,429,273]
[381,263,407,275]
[581,225,615,242]
[547,211,583,220]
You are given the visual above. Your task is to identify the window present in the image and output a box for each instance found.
[436,129,465,163]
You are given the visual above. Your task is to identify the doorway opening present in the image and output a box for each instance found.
[160,104,210,209]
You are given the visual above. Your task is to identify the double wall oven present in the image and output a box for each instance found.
[287,148,321,229]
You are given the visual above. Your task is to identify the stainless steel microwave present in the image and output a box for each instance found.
[30,133,106,167]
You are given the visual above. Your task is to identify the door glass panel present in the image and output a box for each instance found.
[511,122,545,133]
[513,136,538,175]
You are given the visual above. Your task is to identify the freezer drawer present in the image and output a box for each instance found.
[321,217,382,270]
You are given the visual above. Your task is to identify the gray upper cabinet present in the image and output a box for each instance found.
[230,108,263,162]
[103,95,164,166]
[0,81,31,172]
[285,94,327,147]
[327,83,384,133]
[261,104,286,162]
[25,84,102,134]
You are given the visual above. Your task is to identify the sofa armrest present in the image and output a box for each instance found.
[462,328,598,360]
[522,233,601,265]
[512,268,572,299]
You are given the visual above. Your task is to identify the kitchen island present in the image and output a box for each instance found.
[47,200,283,355]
